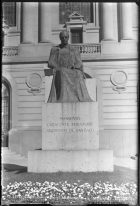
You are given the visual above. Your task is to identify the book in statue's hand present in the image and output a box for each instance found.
[44,69,53,76]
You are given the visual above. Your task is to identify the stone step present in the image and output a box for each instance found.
[114,157,137,170]
[2,147,27,167]
[2,154,27,161]
[2,151,25,158]
[28,150,114,172]
[2,148,20,155]
[2,147,25,157]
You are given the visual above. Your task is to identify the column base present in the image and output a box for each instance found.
[28,149,114,173]
[101,39,117,42]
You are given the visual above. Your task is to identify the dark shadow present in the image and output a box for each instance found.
[35,148,42,150]
[98,3,102,42]
[2,163,27,174]
[84,72,92,79]
[117,3,121,42]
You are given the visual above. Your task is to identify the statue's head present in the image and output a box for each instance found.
[59,31,69,46]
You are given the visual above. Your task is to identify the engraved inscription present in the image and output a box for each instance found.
[46,116,94,133]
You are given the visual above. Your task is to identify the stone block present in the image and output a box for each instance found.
[42,102,99,150]
[28,149,113,172]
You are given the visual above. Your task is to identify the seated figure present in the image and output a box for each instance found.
[47,30,92,103]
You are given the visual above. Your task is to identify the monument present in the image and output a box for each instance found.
[28,31,113,172]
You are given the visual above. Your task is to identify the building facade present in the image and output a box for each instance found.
[2,2,138,158]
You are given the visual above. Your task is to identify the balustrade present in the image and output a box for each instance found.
[2,44,101,57]
[3,46,18,56]
[71,43,101,54]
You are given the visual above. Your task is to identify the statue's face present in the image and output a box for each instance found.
[60,31,69,45]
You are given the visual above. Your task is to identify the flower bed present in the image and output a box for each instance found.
[2,181,137,205]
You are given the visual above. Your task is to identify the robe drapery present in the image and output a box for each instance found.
[47,44,92,103]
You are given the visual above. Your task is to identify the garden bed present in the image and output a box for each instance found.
[2,164,138,205]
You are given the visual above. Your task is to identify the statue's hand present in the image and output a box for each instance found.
[53,69,56,75]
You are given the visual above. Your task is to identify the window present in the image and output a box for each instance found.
[59,2,93,24]
[2,2,16,27]
[2,80,11,147]
[71,29,82,44]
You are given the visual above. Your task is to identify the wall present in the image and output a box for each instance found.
[3,64,45,156]
[12,64,45,127]
[84,60,138,157]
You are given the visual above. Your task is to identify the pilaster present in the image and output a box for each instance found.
[101,3,116,41]
[120,3,133,40]
[39,3,52,42]
[21,2,38,44]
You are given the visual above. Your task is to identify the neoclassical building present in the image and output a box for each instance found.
[2,2,138,159]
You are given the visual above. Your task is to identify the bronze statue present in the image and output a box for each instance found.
[48,31,92,103]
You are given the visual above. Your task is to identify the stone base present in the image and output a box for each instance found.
[28,150,113,173]
[42,102,99,150]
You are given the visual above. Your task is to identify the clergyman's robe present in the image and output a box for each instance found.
[47,44,92,103]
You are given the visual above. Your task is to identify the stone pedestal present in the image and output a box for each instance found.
[28,102,114,172]
[42,103,99,150]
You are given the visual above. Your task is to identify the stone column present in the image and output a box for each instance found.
[95,3,99,27]
[101,3,115,40]
[16,2,21,32]
[92,3,96,25]
[120,3,133,40]
[21,2,38,43]
[92,3,99,27]
[39,3,52,42]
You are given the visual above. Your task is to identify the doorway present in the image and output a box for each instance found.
[71,28,83,44]
[2,80,11,147]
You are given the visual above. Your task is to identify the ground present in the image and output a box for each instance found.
[2,164,138,205]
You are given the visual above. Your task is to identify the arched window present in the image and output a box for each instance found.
[2,2,16,27]
[59,2,93,24]
[2,79,11,147]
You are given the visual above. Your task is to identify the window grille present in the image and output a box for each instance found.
[71,29,82,44]
[59,2,93,24]
[2,2,16,27]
